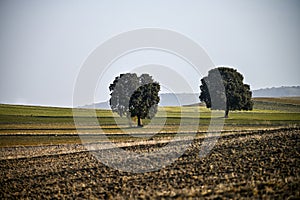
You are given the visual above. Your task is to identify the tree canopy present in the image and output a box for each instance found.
[199,67,253,118]
[109,73,160,127]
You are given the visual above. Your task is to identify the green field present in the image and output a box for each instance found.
[253,97,300,112]
[0,97,300,147]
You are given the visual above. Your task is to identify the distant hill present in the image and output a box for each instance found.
[83,93,200,109]
[159,93,199,106]
[83,101,110,109]
[252,86,300,97]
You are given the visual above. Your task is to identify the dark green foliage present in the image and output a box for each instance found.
[129,82,160,126]
[109,73,139,118]
[109,73,160,126]
[200,67,253,117]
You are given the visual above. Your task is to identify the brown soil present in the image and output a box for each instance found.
[0,129,299,199]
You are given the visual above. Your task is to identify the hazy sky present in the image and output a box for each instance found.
[0,0,299,107]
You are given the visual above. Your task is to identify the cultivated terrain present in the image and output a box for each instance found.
[1,128,299,199]
[0,97,300,199]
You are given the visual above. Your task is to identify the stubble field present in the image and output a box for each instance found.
[1,128,299,199]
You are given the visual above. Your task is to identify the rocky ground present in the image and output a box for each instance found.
[0,128,299,199]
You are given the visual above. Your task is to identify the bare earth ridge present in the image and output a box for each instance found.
[0,128,299,199]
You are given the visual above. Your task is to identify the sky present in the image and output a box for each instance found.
[0,0,300,107]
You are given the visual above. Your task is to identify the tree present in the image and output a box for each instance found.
[129,82,160,127]
[199,67,253,118]
[109,73,139,126]
[109,73,160,127]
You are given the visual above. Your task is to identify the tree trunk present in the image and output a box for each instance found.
[224,109,229,118]
[137,116,143,127]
